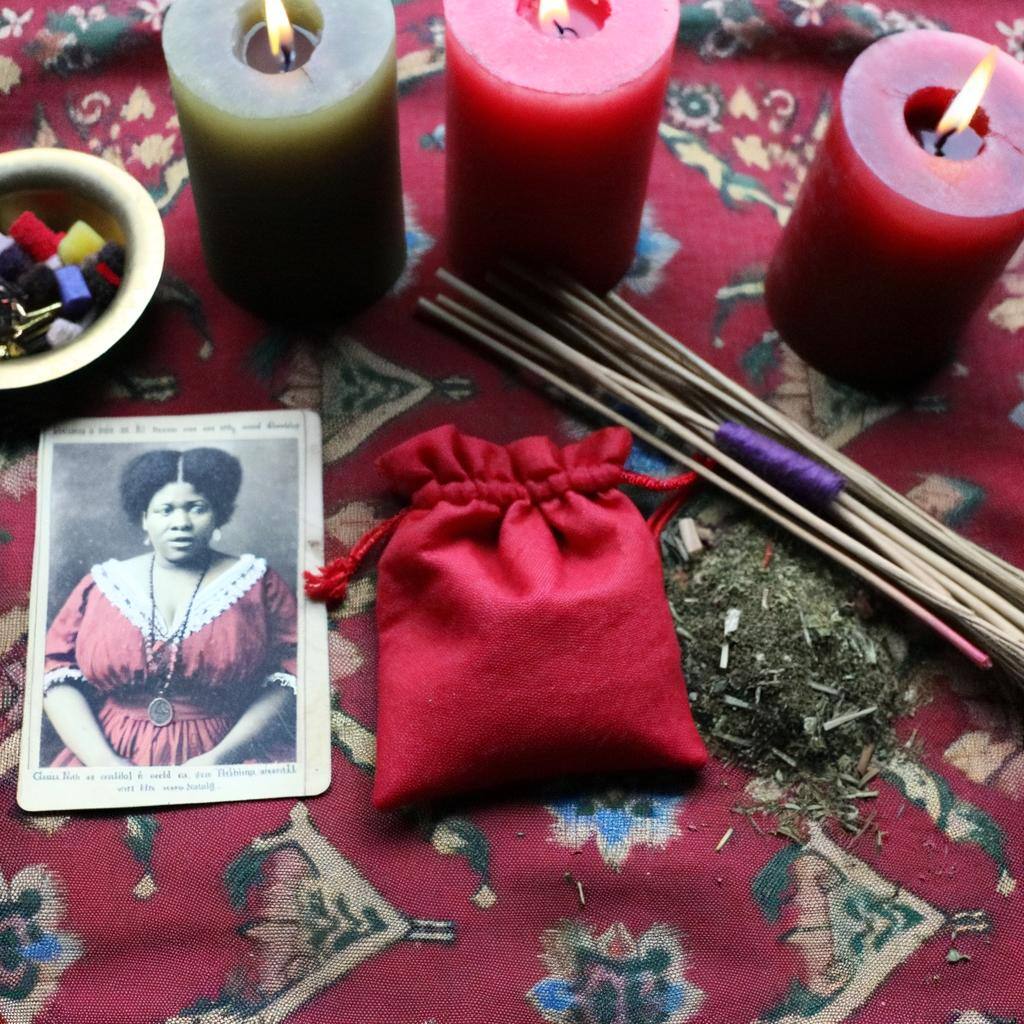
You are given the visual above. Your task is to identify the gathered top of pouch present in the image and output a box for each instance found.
[381,422,631,511]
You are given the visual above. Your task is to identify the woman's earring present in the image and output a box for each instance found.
[213,528,222,542]
[143,534,150,546]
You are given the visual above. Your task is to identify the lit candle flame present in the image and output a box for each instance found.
[936,46,999,137]
[539,0,571,33]
[265,0,295,70]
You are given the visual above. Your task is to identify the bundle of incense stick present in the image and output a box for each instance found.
[418,265,1024,687]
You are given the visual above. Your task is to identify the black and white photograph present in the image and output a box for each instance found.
[18,411,330,812]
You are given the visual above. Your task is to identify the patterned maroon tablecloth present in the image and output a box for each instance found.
[3,2,1024,1022]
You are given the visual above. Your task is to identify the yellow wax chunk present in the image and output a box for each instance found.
[58,220,105,265]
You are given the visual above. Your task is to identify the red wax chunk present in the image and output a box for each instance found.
[94,261,120,286]
[766,31,1024,390]
[9,211,62,262]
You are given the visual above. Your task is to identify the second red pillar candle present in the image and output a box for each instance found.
[766,31,1024,391]
[443,0,679,293]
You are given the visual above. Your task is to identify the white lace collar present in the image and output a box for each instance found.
[91,554,268,641]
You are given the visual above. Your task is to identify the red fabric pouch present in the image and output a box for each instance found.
[309,424,707,810]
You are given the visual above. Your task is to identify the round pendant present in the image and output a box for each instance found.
[148,696,173,727]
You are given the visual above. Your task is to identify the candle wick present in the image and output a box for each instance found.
[553,19,579,37]
[933,128,954,157]
[281,43,294,72]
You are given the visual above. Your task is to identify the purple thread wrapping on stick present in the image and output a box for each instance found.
[714,421,846,512]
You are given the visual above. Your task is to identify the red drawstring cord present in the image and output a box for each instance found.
[619,469,699,492]
[619,465,709,541]
[647,489,695,541]
[304,509,409,603]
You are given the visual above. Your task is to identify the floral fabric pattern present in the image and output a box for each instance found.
[0,866,81,1024]
[528,921,705,1024]
[548,791,684,870]
[1,1,1024,1021]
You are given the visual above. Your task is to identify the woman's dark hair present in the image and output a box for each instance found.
[120,448,242,526]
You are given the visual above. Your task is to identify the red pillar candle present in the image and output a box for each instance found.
[443,0,679,292]
[765,31,1024,391]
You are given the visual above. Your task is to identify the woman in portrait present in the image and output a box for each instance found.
[43,448,297,768]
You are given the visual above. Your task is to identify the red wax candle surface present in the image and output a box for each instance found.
[444,0,679,292]
[766,31,1024,390]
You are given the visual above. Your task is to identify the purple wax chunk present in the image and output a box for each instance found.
[17,263,59,307]
[54,265,93,320]
[0,243,30,282]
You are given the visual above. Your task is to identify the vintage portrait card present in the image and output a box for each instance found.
[18,410,331,812]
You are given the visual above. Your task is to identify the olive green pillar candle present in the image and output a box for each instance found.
[162,0,405,318]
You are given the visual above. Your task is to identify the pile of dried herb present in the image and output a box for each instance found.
[664,496,931,837]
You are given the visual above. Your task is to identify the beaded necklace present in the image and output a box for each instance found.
[144,552,210,727]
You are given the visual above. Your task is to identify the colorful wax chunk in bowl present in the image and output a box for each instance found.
[0,148,164,391]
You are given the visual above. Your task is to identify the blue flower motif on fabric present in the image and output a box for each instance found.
[527,921,704,1024]
[548,791,683,869]
[532,979,576,1013]
[624,441,680,481]
[420,123,446,152]
[20,935,63,963]
[0,865,82,1024]
[1011,394,1024,432]
[390,198,436,295]
[625,204,681,297]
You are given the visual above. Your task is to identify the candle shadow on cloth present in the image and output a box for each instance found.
[773,337,964,397]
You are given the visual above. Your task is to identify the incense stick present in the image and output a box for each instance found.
[600,285,1024,602]
[419,294,1001,674]
[420,270,1024,686]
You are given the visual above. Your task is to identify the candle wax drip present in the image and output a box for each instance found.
[242,22,318,74]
